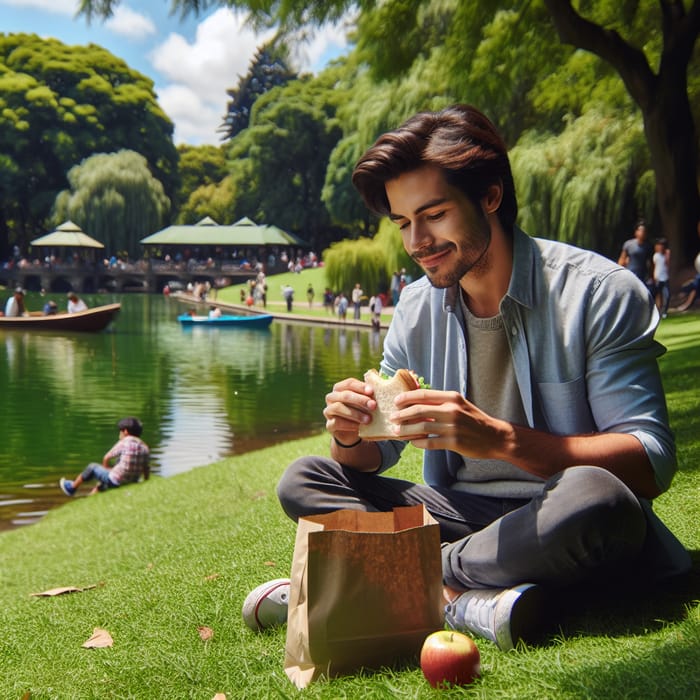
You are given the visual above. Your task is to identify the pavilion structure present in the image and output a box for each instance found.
[140,216,307,274]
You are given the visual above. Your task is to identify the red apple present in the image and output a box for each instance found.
[420,630,481,688]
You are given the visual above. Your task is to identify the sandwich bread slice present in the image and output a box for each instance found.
[358,369,421,440]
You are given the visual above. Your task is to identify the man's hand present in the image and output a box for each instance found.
[323,377,377,445]
[324,377,382,471]
[391,389,660,497]
[390,389,507,459]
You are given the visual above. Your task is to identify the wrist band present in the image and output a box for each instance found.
[333,435,362,449]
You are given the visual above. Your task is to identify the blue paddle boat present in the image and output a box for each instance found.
[178,312,273,329]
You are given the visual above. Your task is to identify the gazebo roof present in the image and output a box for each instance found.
[31,221,105,249]
[140,217,306,247]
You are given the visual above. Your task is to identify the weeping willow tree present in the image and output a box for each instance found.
[511,108,655,260]
[178,175,237,225]
[324,219,418,295]
[53,150,171,257]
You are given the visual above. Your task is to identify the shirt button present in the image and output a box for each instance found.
[511,326,517,335]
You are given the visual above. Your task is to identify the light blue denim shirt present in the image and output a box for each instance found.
[377,227,676,494]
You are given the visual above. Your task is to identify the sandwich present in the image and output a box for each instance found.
[358,369,421,440]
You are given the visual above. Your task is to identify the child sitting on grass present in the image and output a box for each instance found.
[60,417,150,496]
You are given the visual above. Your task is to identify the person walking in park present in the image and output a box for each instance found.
[371,291,383,329]
[276,104,689,651]
[282,285,294,312]
[390,271,401,306]
[60,417,149,496]
[351,283,363,319]
[651,237,671,318]
[618,220,653,284]
[336,292,349,321]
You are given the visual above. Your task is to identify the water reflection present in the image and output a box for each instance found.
[0,295,385,530]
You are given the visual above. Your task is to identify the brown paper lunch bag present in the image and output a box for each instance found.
[284,504,444,688]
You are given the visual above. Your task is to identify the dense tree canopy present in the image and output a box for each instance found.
[226,76,343,248]
[175,143,229,217]
[178,175,237,225]
[66,2,700,277]
[0,33,178,258]
[53,150,171,257]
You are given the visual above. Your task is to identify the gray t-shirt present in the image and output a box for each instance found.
[453,298,545,498]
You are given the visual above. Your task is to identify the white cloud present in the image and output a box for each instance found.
[150,8,351,145]
[150,8,275,145]
[156,83,225,145]
[105,5,156,40]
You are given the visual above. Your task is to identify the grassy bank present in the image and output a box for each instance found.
[215,267,391,325]
[0,316,699,699]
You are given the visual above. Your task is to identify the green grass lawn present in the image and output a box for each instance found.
[217,266,327,311]
[0,315,698,699]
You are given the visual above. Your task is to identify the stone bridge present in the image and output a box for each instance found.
[0,260,258,294]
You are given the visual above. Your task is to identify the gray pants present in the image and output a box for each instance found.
[277,457,650,590]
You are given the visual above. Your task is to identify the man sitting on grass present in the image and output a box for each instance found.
[276,104,691,651]
[60,417,150,496]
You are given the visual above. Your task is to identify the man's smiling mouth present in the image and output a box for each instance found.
[412,244,454,268]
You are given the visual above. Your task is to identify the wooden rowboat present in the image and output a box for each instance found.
[0,303,121,332]
[178,313,273,329]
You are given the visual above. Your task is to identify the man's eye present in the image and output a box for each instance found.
[427,211,445,222]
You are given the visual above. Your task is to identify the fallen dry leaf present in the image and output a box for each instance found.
[31,584,97,597]
[264,561,276,567]
[82,628,113,648]
[204,573,220,581]
[198,625,214,641]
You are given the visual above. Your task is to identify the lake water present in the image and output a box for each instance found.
[0,293,385,531]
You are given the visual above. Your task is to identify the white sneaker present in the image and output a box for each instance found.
[241,578,290,631]
[444,583,544,650]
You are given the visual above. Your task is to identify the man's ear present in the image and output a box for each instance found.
[482,182,503,214]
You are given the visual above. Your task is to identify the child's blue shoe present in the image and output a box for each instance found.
[59,478,76,496]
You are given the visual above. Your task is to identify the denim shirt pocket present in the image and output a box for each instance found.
[536,376,596,435]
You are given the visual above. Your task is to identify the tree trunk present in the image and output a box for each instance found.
[643,78,699,275]
[543,0,700,273]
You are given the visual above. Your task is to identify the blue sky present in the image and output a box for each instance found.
[0,0,350,145]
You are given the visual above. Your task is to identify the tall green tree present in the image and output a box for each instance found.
[53,150,171,257]
[0,33,177,257]
[227,77,343,248]
[218,40,296,141]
